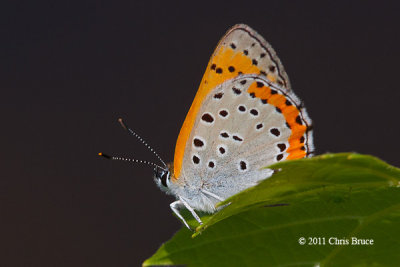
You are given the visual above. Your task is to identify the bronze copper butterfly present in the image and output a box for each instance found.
[101,24,314,229]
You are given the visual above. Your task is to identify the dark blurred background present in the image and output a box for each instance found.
[1,0,399,266]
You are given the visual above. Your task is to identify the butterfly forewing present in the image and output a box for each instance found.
[174,24,293,178]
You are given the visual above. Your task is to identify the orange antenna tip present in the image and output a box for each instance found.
[118,118,127,130]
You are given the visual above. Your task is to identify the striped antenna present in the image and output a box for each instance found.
[98,153,165,170]
[117,118,167,169]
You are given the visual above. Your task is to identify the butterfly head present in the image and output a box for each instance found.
[153,163,175,191]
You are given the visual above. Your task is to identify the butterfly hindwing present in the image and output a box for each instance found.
[178,74,313,203]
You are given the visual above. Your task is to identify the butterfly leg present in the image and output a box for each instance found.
[201,189,225,201]
[179,196,203,225]
[170,200,191,229]
[170,197,203,230]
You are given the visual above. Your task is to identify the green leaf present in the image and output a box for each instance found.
[143,153,400,267]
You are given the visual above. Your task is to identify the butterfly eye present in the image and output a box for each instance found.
[153,168,170,188]
[160,171,170,188]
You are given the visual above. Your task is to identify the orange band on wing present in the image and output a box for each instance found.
[247,82,307,159]
[174,47,263,178]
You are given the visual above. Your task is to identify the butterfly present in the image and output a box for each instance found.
[101,24,314,229]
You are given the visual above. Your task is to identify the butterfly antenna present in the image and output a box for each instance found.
[98,152,165,170]
[117,118,167,169]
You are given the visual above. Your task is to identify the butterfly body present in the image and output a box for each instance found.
[152,24,314,229]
